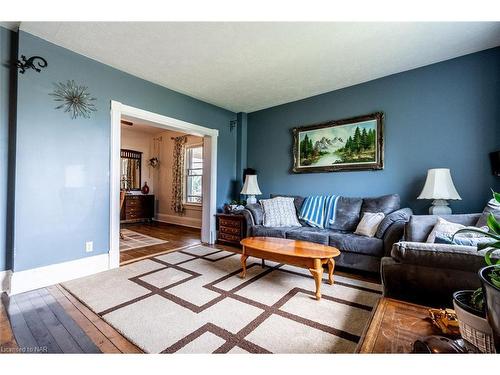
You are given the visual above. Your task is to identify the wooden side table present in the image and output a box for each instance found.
[216,213,247,246]
[356,298,443,353]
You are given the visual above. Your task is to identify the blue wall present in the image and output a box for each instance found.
[247,47,500,214]
[13,31,237,271]
[3,29,500,273]
[0,27,13,271]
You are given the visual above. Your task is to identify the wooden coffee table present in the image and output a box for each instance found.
[239,237,340,300]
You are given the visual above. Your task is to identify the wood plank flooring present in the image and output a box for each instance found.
[0,293,18,353]
[120,222,201,264]
[2,289,101,353]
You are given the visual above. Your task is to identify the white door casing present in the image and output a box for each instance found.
[109,101,218,269]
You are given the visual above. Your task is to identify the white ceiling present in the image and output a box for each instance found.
[19,22,500,113]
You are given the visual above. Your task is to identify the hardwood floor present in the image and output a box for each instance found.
[120,221,201,264]
[0,293,18,353]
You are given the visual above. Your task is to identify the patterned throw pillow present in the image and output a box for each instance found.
[354,212,385,237]
[426,218,465,243]
[435,234,493,247]
[427,218,488,243]
[260,197,302,228]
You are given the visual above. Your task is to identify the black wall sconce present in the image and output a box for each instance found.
[16,55,48,74]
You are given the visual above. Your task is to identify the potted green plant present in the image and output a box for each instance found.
[454,190,500,353]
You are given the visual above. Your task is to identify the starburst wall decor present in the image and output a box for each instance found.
[50,80,97,119]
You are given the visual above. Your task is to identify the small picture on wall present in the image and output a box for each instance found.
[292,112,384,173]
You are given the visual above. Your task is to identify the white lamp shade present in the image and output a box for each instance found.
[241,175,262,195]
[417,168,461,200]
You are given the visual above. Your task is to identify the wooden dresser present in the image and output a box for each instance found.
[216,213,247,246]
[121,194,155,223]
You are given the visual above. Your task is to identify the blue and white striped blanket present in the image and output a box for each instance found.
[299,195,339,228]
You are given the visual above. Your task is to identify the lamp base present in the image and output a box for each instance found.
[246,195,257,205]
[429,199,452,215]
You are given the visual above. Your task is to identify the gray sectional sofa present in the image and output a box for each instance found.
[241,194,412,273]
[381,213,500,306]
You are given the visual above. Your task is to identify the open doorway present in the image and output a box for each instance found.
[109,101,218,268]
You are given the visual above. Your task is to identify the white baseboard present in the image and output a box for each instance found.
[9,254,110,296]
[0,270,12,293]
[156,213,202,229]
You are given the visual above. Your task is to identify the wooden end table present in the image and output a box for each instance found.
[216,213,246,246]
[239,237,340,300]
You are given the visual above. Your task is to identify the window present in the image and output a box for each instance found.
[185,145,203,204]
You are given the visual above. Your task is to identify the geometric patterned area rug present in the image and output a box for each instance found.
[62,245,381,353]
[119,229,168,252]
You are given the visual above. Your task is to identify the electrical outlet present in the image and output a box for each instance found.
[85,241,93,253]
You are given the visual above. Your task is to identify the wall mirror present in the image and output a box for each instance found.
[120,149,142,191]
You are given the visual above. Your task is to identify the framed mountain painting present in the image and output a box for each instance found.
[292,112,384,173]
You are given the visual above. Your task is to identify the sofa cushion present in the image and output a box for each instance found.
[361,194,400,215]
[251,225,291,238]
[328,232,384,257]
[285,227,330,245]
[328,196,363,231]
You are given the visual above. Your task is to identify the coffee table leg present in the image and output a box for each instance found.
[327,258,335,285]
[309,259,323,300]
[240,254,249,278]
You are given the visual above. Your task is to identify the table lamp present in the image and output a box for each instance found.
[417,168,461,214]
[241,174,262,205]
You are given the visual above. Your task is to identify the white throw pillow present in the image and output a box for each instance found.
[426,218,465,243]
[260,197,301,228]
[354,212,385,237]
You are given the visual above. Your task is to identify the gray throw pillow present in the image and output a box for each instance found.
[328,196,363,231]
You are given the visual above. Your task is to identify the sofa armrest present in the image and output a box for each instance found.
[245,203,263,226]
[376,207,412,237]
[239,209,255,237]
[382,221,406,256]
[390,241,491,273]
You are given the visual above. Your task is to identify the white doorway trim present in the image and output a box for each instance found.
[109,101,218,269]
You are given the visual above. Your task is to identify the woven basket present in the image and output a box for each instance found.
[453,300,495,353]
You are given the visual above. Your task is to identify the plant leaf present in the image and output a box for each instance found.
[484,248,500,266]
[492,190,500,204]
[477,241,500,251]
[487,213,500,235]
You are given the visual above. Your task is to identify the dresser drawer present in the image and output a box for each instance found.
[126,199,141,207]
[220,226,241,235]
[126,212,143,220]
[125,207,145,215]
[219,233,240,242]
[121,194,155,222]
[219,218,241,228]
